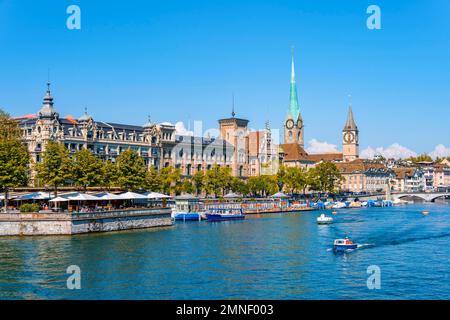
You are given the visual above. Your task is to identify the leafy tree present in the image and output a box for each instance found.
[159,166,181,195]
[283,167,307,194]
[73,149,104,191]
[204,165,232,197]
[102,160,119,190]
[247,175,277,197]
[0,109,21,140]
[406,153,433,163]
[192,170,204,196]
[230,176,248,195]
[181,179,194,194]
[36,141,73,196]
[0,140,30,210]
[116,149,147,191]
[308,162,343,193]
[276,165,287,191]
[145,166,161,192]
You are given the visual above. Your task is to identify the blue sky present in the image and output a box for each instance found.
[0,0,449,157]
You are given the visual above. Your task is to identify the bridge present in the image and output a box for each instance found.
[391,192,450,202]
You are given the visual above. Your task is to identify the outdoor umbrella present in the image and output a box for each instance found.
[145,192,172,199]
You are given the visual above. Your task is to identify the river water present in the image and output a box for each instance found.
[0,203,449,299]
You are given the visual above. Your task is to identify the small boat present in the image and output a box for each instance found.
[205,208,245,222]
[173,194,204,221]
[173,212,203,221]
[331,202,346,209]
[317,213,333,224]
[333,237,358,252]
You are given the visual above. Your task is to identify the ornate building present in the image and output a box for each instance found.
[17,83,237,182]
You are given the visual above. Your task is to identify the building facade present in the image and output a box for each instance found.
[336,159,394,192]
[17,83,238,182]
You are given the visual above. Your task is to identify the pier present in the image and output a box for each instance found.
[0,207,172,236]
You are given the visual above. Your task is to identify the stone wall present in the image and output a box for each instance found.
[0,208,172,236]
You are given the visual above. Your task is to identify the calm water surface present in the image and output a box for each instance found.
[1,203,449,299]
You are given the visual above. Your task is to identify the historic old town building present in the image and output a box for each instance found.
[17,83,237,181]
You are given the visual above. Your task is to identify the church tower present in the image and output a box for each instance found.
[284,51,304,147]
[342,102,359,162]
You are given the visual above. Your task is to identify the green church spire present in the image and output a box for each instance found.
[289,51,300,120]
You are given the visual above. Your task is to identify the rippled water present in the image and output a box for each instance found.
[1,203,449,299]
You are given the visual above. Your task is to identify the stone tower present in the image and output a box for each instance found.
[342,104,359,162]
[283,52,304,147]
[218,105,249,177]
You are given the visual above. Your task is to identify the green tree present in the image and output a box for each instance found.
[116,149,147,191]
[192,170,204,196]
[308,162,343,193]
[204,165,232,197]
[283,167,307,194]
[159,166,181,195]
[102,160,119,190]
[0,140,30,210]
[0,109,21,141]
[73,149,104,191]
[247,175,277,197]
[406,153,433,163]
[276,165,287,191]
[181,179,194,194]
[36,141,73,196]
[145,166,161,192]
[230,176,248,195]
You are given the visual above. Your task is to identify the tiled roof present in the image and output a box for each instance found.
[280,143,311,162]
[336,159,385,173]
[281,143,343,163]
[307,153,343,162]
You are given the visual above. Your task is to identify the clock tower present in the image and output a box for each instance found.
[283,51,304,148]
[342,104,359,162]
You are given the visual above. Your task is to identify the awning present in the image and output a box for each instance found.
[14,192,54,200]
[49,196,70,202]
[66,193,100,201]
[224,192,242,199]
[95,192,124,200]
[270,192,290,198]
[145,192,172,199]
[117,192,148,200]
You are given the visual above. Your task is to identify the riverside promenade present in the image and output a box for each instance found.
[0,207,173,236]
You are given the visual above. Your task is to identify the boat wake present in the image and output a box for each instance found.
[367,232,450,248]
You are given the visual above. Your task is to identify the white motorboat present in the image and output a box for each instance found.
[317,213,333,224]
[331,202,346,209]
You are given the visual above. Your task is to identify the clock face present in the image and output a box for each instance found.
[344,131,355,143]
[297,119,303,129]
[286,119,294,129]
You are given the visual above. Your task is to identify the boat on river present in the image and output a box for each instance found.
[333,237,358,252]
[317,213,333,224]
[205,208,245,221]
[173,194,204,221]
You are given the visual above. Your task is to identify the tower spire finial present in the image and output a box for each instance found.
[291,45,295,83]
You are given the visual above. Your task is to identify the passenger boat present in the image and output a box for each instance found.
[173,194,204,221]
[333,237,358,252]
[173,212,203,221]
[205,208,245,222]
[317,213,333,224]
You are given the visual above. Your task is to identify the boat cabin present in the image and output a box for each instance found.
[174,194,201,213]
